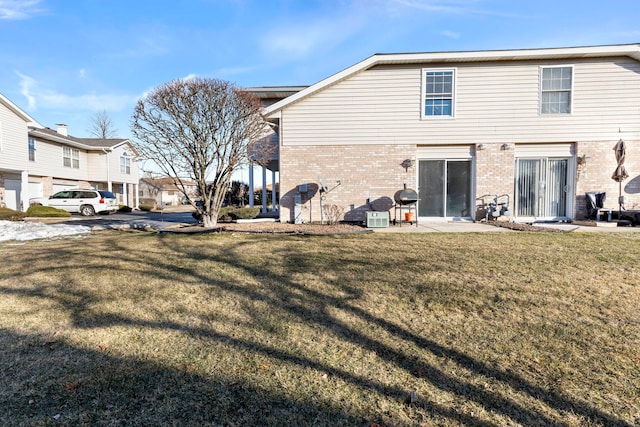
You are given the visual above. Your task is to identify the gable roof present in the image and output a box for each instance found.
[0,93,43,128]
[263,43,640,117]
[29,127,137,154]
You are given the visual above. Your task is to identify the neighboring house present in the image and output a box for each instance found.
[0,93,140,211]
[255,44,640,224]
[139,177,197,206]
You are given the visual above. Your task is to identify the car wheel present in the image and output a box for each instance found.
[80,205,96,216]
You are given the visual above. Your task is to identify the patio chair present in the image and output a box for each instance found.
[585,192,609,221]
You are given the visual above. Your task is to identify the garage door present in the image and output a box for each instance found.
[29,181,43,199]
[4,180,21,210]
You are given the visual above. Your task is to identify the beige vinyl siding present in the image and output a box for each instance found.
[86,150,109,182]
[279,58,640,146]
[27,139,90,180]
[0,102,29,170]
[113,145,138,184]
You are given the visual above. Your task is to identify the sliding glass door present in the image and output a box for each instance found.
[418,160,472,218]
[515,158,568,218]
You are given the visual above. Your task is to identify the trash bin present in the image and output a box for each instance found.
[585,192,606,220]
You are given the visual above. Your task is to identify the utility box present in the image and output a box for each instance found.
[366,211,389,228]
[294,194,303,224]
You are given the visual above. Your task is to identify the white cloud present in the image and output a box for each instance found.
[386,0,518,17]
[15,71,37,110]
[390,0,478,13]
[0,0,44,20]
[262,15,365,58]
[214,65,259,78]
[39,91,135,112]
[14,70,136,113]
[79,68,86,78]
[181,73,198,81]
[437,29,461,39]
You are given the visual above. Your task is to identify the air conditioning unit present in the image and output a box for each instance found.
[366,211,389,228]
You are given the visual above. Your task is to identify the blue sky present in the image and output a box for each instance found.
[2,0,640,143]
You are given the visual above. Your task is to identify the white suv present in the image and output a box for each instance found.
[30,189,119,216]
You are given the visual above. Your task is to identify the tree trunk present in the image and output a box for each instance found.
[202,213,218,229]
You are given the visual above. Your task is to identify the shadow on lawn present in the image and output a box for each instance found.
[0,328,362,425]
[1,234,635,426]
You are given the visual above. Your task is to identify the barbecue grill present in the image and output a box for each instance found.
[393,184,418,226]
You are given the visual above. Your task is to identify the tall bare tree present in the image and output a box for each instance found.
[88,110,118,138]
[131,77,270,228]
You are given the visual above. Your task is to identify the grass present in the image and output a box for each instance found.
[26,205,71,218]
[1,230,639,426]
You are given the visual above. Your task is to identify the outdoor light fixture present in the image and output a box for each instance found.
[401,159,414,172]
[577,154,591,166]
[501,143,514,150]
[476,144,487,150]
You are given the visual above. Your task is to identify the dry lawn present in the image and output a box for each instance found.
[1,230,639,426]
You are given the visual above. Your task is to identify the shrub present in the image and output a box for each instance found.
[217,206,237,221]
[118,205,132,213]
[228,207,260,220]
[323,204,344,225]
[139,204,154,212]
[139,198,157,207]
[191,206,256,223]
[25,205,71,218]
[0,207,26,221]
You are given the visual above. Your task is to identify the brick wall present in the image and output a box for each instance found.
[575,140,640,218]
[474,144,515,220]
[279,139,639,223]
[280,144,416,223]
[0,174,5,208]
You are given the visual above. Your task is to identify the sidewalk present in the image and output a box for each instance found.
[371,220,640,233]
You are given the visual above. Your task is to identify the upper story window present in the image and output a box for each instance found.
[120,152,131,174]
[63,146,80,168]
[28,137,36,161]
[541,66,572,114]
[423,69,455,117]
[29,137,36,162]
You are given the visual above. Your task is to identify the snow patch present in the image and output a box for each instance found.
[0,220,91,242]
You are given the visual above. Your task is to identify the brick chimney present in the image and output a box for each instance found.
[56,124,68,136]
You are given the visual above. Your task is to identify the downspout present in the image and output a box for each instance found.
[102,148,112,192]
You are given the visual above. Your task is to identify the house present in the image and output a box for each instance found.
[245,87,306,214]
[0,93,140,211]
[255,43,640,224]
[139,177,197,207]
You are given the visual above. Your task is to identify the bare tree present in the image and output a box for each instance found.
[88,110,118,138]
[131,77,271,228]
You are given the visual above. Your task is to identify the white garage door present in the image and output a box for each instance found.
[4,180,21,210]
[52,184,75,194]
[29,181,43,199]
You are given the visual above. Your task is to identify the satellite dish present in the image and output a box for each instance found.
[318,176,329,192]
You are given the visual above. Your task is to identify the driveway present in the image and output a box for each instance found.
[58,211,198,231]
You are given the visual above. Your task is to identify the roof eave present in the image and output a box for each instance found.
[29,129,133,152]
[0,93,43,128]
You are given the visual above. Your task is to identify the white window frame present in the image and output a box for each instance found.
[540,65,573,115]
[28,137,36,162]
[120,152,131,174]
[63,146,80,169]
[421,68,457,119]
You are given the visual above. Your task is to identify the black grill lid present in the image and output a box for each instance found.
[394,184,418,204]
